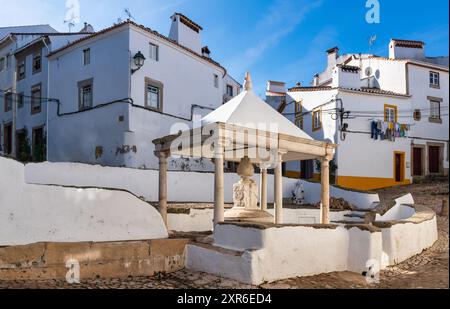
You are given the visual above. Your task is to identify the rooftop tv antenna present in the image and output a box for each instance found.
[124,8,136,21]
[64,0,80,32]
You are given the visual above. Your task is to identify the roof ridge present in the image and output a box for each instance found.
[46,20,226,74]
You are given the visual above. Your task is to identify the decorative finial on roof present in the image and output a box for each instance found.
[244,72,253,91]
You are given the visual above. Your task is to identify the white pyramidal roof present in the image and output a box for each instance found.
[202,73,313,140]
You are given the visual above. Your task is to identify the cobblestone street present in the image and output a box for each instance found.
[1,181,448,289]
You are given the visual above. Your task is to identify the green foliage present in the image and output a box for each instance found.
[16,128,32,162]
[33,132,46,162]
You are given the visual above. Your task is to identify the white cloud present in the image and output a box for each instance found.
[226,0,323,76]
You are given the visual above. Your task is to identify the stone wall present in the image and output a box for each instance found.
[0,239,188,280]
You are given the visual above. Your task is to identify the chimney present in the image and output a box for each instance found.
[295,82,302,87]
[326,46,339,68]
[80,22,94,33]
[266,80,286,94]
[331,65,361,88]
[168,13,203,54]
[202,46,211,58]
[312,74,319,86]
[389,39,425,60]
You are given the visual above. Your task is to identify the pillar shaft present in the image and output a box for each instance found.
[158,151,168,227]
[274,156,283,224]
[260,168,267,211]
[321,158,330,224]
[214,144,225,226]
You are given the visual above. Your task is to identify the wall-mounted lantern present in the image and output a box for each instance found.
[131,51,146,74]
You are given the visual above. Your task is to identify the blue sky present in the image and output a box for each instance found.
[1,0,448,95]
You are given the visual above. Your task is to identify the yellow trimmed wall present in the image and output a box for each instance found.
[336,176,411,191]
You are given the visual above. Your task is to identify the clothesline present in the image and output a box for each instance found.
[370,120,410,141]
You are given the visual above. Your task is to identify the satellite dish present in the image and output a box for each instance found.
[365,67,372,76]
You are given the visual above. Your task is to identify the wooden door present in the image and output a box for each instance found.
[3,123,12,155]
[429,146,440,173]
[412,147,423,176]
[394,153,404,182]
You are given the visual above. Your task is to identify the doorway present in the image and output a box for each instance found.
[3,123,12,155]
[300,160,314,179]
[428,145,441,174]
[412,147,423,176]
[394,152,405,182]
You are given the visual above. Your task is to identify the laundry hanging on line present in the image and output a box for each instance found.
[370,120,410,141]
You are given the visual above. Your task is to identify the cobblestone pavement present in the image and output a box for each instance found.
[1,181,448,289]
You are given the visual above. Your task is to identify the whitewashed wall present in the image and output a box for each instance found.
[24,161,379,208]
[380,216,438,266]
[187,223,382,285]
[0,156,167,246]
[376,194,416,221]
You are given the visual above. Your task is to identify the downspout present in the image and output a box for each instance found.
[11,37,17,158]
[42,37,50,161]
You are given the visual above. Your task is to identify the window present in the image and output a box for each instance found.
[17,93,24,109]
[78,79,93,110]
[429,71,439,88]
[149,43,159,61]
[413,109,421,121]
[226,85,233,97]
[0,57,5,72]
[6,54,11,69]
[214,74,219,88]
[312,109,322,131]
[83,48,90,65]
[430,100,441,119]
[4,90,12,112]
[295,100,303,129]
[31,84,42,114]
[17,60,25,80]
[146,86,160,109]
[32,52,42,73]
[145,77,163,111]
[427,96,443,123]
[384,104,397,123]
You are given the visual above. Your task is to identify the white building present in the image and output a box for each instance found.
[266,39,448,190]
[1,14,241,170]
[0,25,91,160]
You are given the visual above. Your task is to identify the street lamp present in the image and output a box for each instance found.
[131,51,145,74]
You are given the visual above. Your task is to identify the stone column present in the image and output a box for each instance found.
[157,151,169,227]
[214,141,225,226]
[320,158,330,224]
[259,166,268,211]
[274,154,283,224]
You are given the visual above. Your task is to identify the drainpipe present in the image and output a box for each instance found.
[11,38,18,158]
[42,37,50,161]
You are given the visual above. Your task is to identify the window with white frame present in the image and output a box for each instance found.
[149,43,159,61]
[226,85,233,97]
[4,90,12,112]
[78,79,93,110]
[32,51,41,73]
[31,84,42,114]
[384,105,397,123]
[146,85,160,110]
[83,48,90,66]
[430,100,441,120]
[17,60,25,80]
[430,71,440,87]
[312,109,321,131]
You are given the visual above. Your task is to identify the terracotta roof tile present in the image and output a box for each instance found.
[174,13,203,31]
[47,20,225,74]
[288,86,409,97]
[391,38,424,48]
